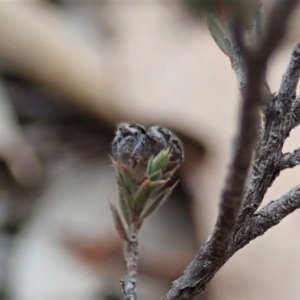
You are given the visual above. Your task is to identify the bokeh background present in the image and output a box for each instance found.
[0,1,300,299]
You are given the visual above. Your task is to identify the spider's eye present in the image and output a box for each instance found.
[139,127,146,134]
[122,130,131,137]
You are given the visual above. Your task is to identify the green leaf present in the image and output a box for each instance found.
[149,170,162,181]
[109,202,129,242]
[206,13,232,57]
[149,180,167,189]
[147,149,170,175]
[120,164,138,191]
[118,185,132,225]
[133,179,153,216]
[146,155,155,175]
[140,182,178,220]
[118,171,135,202]
[111,159,134,211]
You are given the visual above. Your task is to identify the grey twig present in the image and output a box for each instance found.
[209,19,263,259]
[121,223,139,300]
[228,15,247,96]
[281,44,300,132]
[163,1,300,299]
[234,186,300,252]
[290,96,300,129]
[278,43,300,109]
[281,148,300,170]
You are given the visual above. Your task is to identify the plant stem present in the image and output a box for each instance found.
[122,223,139,300]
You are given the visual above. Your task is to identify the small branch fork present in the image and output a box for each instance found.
[163,0,300,299]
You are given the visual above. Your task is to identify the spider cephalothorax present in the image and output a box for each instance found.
[112,123,184,162]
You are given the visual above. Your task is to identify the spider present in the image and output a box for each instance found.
[111,123,184,162]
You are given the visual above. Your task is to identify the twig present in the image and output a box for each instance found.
[281,44,300,133]
[229,16,247,95]
[121,223,139,300]
[209,22,262,258]
[278,43,300,113]
[290,96,300,129]
[281,148,300,170]
[234,186,300,252]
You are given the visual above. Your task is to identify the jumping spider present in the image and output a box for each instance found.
[111,123,184,162]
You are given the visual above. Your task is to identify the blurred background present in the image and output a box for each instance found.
[0,1,300,299]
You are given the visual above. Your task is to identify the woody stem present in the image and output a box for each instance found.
[121,223,139,300]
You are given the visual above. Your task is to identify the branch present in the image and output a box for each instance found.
[229,15,247,95]
[290,96,300,129]
[209,24,262,258]
[163,1,299,299]
[281,148,300,170]
[234,186,300,252]
[278,43,300,111]
[281,43,300,131]
[162,54,265,295]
